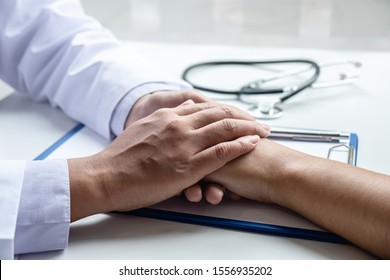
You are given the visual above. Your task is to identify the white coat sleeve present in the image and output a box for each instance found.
[0,161,25,259]
[14,160,70,256]
[0,160,70,259]
[0,0,190,139]
[0,0,191,259]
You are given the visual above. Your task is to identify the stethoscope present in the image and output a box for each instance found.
[182,59,361,119]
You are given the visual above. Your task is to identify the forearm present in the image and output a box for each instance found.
[207,139,390,258]
[278,151,390,258]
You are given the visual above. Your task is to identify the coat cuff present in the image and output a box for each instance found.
[14,160,70,255]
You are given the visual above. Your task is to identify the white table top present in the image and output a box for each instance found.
[2,42,390,260]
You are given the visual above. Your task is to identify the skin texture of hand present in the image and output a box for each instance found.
[124,90,213,203]
[124,90,212,128]
[206,139,290,204]
[207,139,390,258]
[124,90,269,204]
[68,101,270,223]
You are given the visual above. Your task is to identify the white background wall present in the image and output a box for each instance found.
[1,0,389,100]
[81,0,390,51]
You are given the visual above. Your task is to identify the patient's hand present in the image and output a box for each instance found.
[205,139,298,204]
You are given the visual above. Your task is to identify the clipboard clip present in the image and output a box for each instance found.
[268,126,357,166]
[327,144,355,165]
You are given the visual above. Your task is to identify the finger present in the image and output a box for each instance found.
[193,135,260,176]
[155,90,211,109]
[185,104,257,129]
[177,90,212,103]
[194,119,269,151]
[176,101,271,134]
[173,101,219,116]
[261,123,271,134]
[184,184,203,202]
[180,99,195,106]
[204,183,225,205]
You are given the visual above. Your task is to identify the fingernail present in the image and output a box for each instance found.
[245,135,260,144]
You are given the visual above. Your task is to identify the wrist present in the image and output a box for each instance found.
[267,143,314,209]
[125,93,152,128]
[68,156,112,222]
[125,90,169,128]
[254,139,304,206]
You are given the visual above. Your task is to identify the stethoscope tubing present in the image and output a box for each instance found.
[181,59,321,103]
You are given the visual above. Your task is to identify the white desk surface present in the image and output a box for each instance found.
[2,42,390,260]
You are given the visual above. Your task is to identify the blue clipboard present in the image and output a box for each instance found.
[35,123,358,245]
[127,207,349,244]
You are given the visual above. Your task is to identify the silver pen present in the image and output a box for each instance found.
[268,127,350,143]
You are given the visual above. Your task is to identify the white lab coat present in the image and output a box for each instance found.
[0,0,188,259]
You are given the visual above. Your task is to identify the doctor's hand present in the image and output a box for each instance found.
[124,90,211,127]
[125,90,212,203]
[68,101,270,222]
[124,90,254,205]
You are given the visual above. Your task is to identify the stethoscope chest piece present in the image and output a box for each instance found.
[245,96,284,119]
[250,105,284,119]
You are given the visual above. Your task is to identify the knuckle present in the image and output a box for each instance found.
[202,102,218,110]
[221,106,234,118]
[174,160,192,174]
[214,143,229,160]
[155,107,171,117]
[164,119,190,144]
[221,119,236,132]
[166,119,184,132]
[237,138,248,150]
[157,107,169,114]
